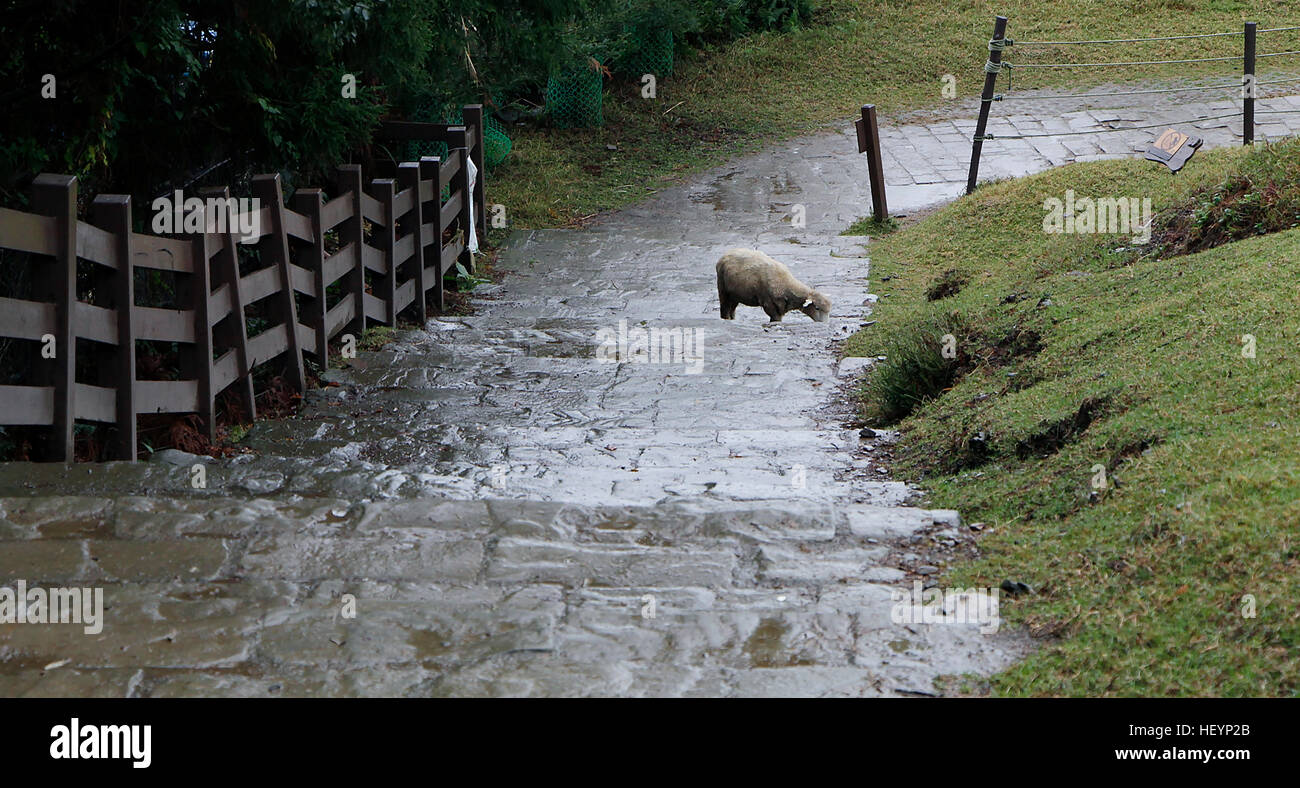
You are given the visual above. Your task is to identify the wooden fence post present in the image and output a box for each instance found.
[397,162,427,323]
[199,186,257,423]
[31,174,77,461]
[91,194,137,460]
[371,178,398,326]
[337,164,367,338]
[857,104,888,220]
[449,127,474,273]
[251,173,306,393]
[420,156,445,313]
[463,104,487,238]
[967,15,1009,195]
[292,188,330,364]
[1244,21,1257,146]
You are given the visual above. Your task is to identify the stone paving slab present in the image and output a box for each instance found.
[0,493,1015,697]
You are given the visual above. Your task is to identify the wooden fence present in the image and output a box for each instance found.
[0,105,486,462]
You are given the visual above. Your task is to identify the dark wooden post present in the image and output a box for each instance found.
[337,164,367,337]
[967,15,1009,195]
[449,126,474,273]
[371,178,398,326]
[420,156,445,313]
[1244,21,1257,146]
[92,194,137,460]
[251,173,306,393]
[198,186,256,423]
[292,188,329,364]
[397,162,428,323]
[31,174,77,461]
[463,104,487,238]
[857,104,888,220]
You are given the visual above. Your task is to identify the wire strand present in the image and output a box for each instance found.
[1008,54,1243,68]
[975,110,1245,140]
[1001,73,1300,96]
[997,82,1241,100]
[1014,25,1300,46]
[978,107,1300,141]
[1017,30,1243,46]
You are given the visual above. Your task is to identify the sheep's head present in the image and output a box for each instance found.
[800,290,831,322]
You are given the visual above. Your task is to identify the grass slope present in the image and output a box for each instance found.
[844,139,1300,696]
[492,0,1300,227]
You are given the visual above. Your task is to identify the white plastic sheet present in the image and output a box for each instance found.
[466,156,479,254]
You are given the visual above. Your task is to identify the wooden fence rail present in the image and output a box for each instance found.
[0,106,484,462]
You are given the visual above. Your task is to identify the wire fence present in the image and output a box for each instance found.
[1014,25,1300,46]
[966,17,1300,193]
[994,73,1300,103]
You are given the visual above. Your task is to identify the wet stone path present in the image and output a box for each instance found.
[3,85,1297,696]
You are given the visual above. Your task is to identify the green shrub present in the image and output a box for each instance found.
[0,0,820,212]
[861,310,971,425]
[1150,136,1300,257]
[689,0,816,40]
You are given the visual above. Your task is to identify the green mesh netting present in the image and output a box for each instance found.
[621,26,674,78]
[404,124,450,201]
[480,115,512,168]
[545,66,604,129]
[443,107,512,168]
[403,99,449,165]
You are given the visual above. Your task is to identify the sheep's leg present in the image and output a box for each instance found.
[764,303,784,322]
[718,277,737,319]
[720,294,738,319]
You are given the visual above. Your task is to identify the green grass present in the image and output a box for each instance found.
[491,0,1300,227]
[844,137,1300,696]
[357,325,399,352]
[842,215,898,236]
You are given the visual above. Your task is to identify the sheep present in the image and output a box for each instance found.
[715,248,831,323]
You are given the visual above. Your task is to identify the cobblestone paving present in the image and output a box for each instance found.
[866,85,1300,210]
[2,84,1296,697]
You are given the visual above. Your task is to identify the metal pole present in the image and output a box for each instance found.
[860,104,888,220]
[966,15,1008,195]
[1244,21,1256,146]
